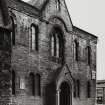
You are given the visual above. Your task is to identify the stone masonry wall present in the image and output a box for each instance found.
[2,0,98,105]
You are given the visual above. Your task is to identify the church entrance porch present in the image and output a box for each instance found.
[60,82,71,105]
[56,81,72,105]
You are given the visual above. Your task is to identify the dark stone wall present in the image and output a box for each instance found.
[0,0,97,105]
[0,28,11,105]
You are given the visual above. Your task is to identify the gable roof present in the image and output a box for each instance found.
[73,26,98,43]
[47,64,74,84]
[8,0,40,17]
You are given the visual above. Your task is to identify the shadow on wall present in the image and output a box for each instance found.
[44,82,56,105]
[0,0,10,26]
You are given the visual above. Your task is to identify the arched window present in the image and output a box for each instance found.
[74,79,80,98]
[56,34,60,57]
[87,46,91,65]
[77,79,80,97]
[51,27,64,62]
[87,81,91,98]
[73,80,76,97]
[56,0,61,11]
[35,74,41,96]
[51,35,55,56]
[74,40,79,61]
[12,70,15,95]
[11,16,16,45]
[31,24,38,51]
[29,73,35,96]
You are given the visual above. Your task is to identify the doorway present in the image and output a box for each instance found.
[60,82,71,105]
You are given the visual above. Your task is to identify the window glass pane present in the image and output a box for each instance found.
[20,77,25,89]
[75,40,79,61]
[29,73,35,96]
[56,35,60,57]
[87,46,91,65]
[12,70,15,95]
[32,26,35,50]
[87,81,91,98]
[51,35,54,56]
[35,74,41,96]
[77,80,80,97]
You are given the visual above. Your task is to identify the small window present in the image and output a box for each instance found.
[20,77,25,89]
[29,73,35,96]
[74,40,79,61]
[31,24,38,51]
[87,46,91,65]
[73,80,76,97]
[0,30,4,46]
[31,26,35,50]
[11,16,16,45]
[35,74,41,96]
[87,81,91,98]
[12,70,15,95]
[77,80,80,97]
[74,79,80,98]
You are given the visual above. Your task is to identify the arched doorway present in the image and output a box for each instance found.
[60,82,71,105]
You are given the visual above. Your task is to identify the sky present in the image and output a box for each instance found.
[22,0,105,80]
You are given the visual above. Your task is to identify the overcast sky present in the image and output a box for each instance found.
[23,0,105,80]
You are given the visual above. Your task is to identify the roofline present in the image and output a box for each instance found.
[97,80,105,84]
[73,26,98,39]
[20,0,40,11]
[7,0,40,16]
[63,0,73,27]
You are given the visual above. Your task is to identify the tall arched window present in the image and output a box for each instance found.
[56,34,60,57]
[51,27,64,63]
[12,70,15,95]
[73,80,77,97]
[77,79,80,97]
[35,74,41,96]
[87,46,91,65]
[31,24,38,51]
[11,16,16,45]
[74,40,79,61]
[56,0,61,11]
[74,79,80,98]
[51,35,55,56]
[87,81,91,98]
[29,73,35,96]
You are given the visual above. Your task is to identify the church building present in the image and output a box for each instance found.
[0,0,98,105]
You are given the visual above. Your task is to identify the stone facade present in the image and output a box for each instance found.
[0,0,97,105]
[0,0,11,105]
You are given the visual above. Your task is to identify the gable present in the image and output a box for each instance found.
[47,64,74,86]
[41,0,73,32]
[56,64,74,89]
[28,0,73,31]
[57,64,73,81]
